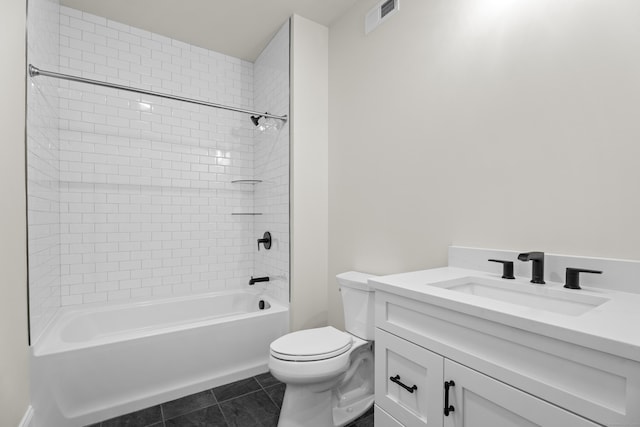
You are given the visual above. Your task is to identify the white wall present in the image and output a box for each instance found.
[0,0,30,424]
[328,0,640,327]
[290,15,329,331]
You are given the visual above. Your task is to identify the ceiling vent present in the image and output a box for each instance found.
[365,0,400,35]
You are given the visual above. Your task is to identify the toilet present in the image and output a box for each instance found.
[269,272,376,427]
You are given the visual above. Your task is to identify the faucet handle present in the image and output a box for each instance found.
[564,268,602,290]
[257,231,272,251]
[488,259,515,279]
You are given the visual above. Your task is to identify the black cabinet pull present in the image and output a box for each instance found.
[389,375,417,393]
[444,380,455,416]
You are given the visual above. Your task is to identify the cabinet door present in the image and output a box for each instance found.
[376,329,444,427]
[443,360,600,427]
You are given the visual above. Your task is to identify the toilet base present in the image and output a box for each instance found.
[278,384,333,427]
[277,384,374,427]
[276,346,374,427]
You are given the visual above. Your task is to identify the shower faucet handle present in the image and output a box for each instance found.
[257,231,272,251]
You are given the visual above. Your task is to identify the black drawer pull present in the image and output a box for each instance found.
[389,375,417,393]
[444,380,455,416]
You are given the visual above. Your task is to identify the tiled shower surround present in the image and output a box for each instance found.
[27,5,290,340]
[253,23,290,304]
[27,0,61,342]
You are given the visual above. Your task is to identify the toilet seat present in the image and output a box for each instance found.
[270,326,353,362]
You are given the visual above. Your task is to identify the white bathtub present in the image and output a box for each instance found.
[30,290,289,427]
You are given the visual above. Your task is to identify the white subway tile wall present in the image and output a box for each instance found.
[52,7,289,306]
[252,21,290,304]
[27,5,290,335]
[27,0,61,342]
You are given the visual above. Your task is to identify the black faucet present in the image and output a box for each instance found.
[249,276,270,285]
[517,252,545,284]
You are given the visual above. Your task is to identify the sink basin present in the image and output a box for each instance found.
[429,277,609,316]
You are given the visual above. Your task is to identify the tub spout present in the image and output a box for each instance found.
[249,276,270,285]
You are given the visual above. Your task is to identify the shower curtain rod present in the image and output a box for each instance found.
[28,64,288,122]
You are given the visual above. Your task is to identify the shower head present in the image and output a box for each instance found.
[250,115,263,127]
[251,112,281,133]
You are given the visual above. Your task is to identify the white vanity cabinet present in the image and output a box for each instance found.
[374,289,640,427]
[375,329,598,427]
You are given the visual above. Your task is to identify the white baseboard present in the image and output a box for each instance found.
[18,406,33,427]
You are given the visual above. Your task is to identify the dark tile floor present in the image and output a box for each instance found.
[87,372,373,427]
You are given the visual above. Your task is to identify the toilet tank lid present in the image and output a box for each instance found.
[336,271,377,291]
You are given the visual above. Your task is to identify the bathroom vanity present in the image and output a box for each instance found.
[370,248,640,427]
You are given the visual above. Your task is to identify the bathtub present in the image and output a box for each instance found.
[30,290,289,427]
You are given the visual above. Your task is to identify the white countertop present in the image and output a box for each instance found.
[371,266,640,363]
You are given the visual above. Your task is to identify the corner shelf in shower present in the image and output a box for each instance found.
[230,180,262,215]
[231,179,262,184]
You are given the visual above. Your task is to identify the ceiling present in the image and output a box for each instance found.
[60,0,359,62]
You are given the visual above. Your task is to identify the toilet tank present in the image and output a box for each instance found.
[336,271,377,340]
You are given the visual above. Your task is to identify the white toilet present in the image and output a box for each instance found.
[269,271,376,427]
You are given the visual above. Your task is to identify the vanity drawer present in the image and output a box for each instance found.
[375,328,444,427]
